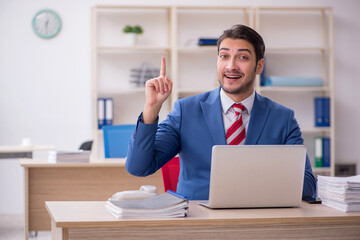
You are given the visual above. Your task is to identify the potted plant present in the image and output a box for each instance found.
[123,25,143,46]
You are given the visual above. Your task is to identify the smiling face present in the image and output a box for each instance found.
[217,38,264,102]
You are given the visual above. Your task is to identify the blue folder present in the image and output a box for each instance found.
[198,38,218,46]
[264,76,323,87]
[322,137,331,167]
[315,97,330,127]
[103,125,136,158]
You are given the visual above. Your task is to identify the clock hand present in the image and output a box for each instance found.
[45,19,49,34]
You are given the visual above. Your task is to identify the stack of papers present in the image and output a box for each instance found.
[105,191,188,218]
[48,150,90,163]
[318,175,360,212]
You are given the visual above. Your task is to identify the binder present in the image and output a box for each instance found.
[323,98,330,127]
[315,97,330,127]
[322,137,331,167]
[105,98,113,126]
[314,137,323,168]
[97,98,105,129]
[98,97,114,129]
[260,56,266,86]
[198,38,218,46]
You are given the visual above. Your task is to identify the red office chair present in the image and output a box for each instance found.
[161,157,180,192]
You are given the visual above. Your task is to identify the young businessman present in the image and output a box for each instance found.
[125,24,316,200]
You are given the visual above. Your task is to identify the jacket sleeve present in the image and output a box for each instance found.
[125,102,182,176]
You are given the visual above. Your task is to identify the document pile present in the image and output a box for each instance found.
[318,175,360,212]
[48,150,90,163]
[105,191,188,218]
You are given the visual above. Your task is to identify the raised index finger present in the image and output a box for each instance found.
[160,57,166,77]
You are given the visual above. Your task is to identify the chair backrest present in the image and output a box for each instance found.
[79,140,93,151]
[102,125,136,158]
[161,157,180,192]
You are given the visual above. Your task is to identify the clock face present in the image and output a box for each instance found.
[32,9,61,39]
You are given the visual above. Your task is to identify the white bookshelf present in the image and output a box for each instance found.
[254,7,334,176]
[91,6,335,176]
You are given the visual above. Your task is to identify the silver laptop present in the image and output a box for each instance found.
[198,145,306,209]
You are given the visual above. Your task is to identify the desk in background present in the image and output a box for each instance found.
[0,145,54,159]
[46,201,360,240]
[0,144,55,236]
[20,158,164,240]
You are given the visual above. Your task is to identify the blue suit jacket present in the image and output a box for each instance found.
[126,87,316,200]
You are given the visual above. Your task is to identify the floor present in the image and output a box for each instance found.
[0,214,50,240]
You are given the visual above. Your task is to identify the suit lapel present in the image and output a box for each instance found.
[245,92,271,144]
[200,87,227,145]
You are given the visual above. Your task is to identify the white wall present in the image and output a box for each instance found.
[0,0,359,214]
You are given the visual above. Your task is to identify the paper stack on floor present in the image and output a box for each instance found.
[106,191,188,218]
[48,150,91,163]
[318,175,360,212]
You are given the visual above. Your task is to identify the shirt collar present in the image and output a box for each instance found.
[220,88,255,114]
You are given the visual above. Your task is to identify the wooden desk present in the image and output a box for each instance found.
[45,201,360,240]
[20,159,164,240]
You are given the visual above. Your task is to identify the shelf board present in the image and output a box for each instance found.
[266,47,329,52]
[301,127,331,134]
[258,86,330,92]
[98,87,145,96]
[178,88,215,94]
[178,46,217,53]
[94,6,171,12]
[178,6,247,10]
[312,167,331,173]
[256,7,331,12]
[96,46,171,53]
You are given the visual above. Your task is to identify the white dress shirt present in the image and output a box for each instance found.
[220,88,255,135]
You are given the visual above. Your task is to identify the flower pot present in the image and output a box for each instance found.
[124,33,137,46]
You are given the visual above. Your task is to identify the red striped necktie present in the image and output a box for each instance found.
[226,103,246,145]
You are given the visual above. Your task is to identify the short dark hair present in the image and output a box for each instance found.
[217,24,265,63]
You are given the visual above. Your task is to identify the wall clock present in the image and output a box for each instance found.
[32,9,61,39]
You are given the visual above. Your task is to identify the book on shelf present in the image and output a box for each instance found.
[105,190,188,219]
[260,56,266,86]
[314,137,331,168]
[264,76,323,87]
[98,97,113,129]
[318,175,360,212]
[322,137,331,167]
[198,38,217,46]
[48,150,91,163]
[315,97,330,127]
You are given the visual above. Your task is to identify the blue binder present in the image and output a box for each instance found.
[315,97,330,127]
[260,57,266,86]
[322,98,330,127]
[198,38,218,46]
[322,137,331,167]
[103,125,136,158]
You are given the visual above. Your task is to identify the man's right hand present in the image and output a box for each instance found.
[143,57,173,124]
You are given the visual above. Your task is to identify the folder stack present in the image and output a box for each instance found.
[318,175,360,212]
[48,150,90,163]
[105,191,188,218]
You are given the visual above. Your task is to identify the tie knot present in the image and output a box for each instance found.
[232,103,245,115]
